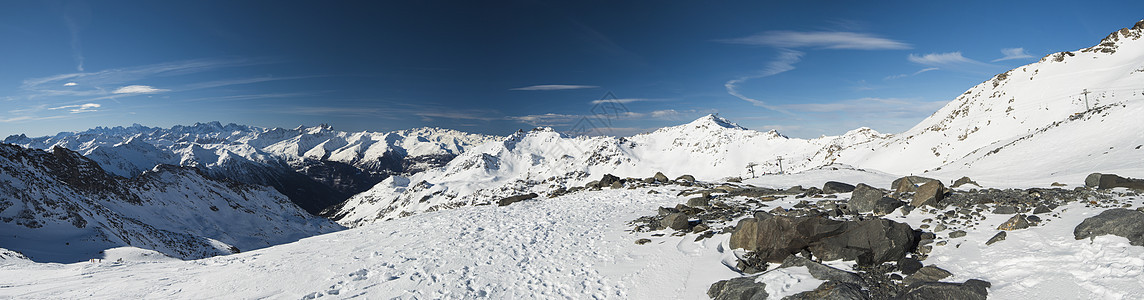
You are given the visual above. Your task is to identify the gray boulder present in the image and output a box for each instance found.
[951,176,980,188]
[986,231,1007,245]
[911,180,946,207]
[808,218,917,266]
[599,174,621,187]
[676,174,696,184]
[662,213,691,231]
[729,215,848,263]
[823,181,856,194]
[707,275,767,300]
[903,265,952,285]
[997,214,1030,231]
[497,193,538,206]
[653,172,670,183]
[873,197,906,215]
[900,279,991,300]
[1085,173,1144,190]
[1074,208,1144,246]
[847,184,885,213]
[686,196,710,208]
[892,176,940,193]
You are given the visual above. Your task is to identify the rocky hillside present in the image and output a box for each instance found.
[4,123,499,214]
[0,143,343,263]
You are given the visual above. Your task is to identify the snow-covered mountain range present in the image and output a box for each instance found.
[4,123,499,214]
[0,144,343,263]
[329,20,1144,226]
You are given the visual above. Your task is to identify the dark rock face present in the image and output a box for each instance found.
[823,181,856,194]
[687,196,710,208]
[676,174,696,184]
[900,280,991,300]
[779,256,862,284]
[898,257,923,275]
[847,184,885,213]
[1085,173,1144,190]
[1074,208,1144,246]
[707,275,767,300]
[497,193,539,206]
[730,215,916,266]
[809,219,918,266]
[786,281,869,300]
[903,266,952,285]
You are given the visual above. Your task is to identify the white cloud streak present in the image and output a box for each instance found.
[510,85,599,91]
[113,85,168,94]
[724,49,803,111]
[884,67,940,80]
[49,103,100,113]
[992,48,1034,62]
[719,31,910,50]
[588,98,656,105]
[907,52,992,68]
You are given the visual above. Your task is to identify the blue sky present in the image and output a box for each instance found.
[2,1,1142,138]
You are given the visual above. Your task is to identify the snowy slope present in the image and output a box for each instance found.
[835,19,1144,176]
[0,144,342,263]
[330,116,889,225]
[3,182,1142,299]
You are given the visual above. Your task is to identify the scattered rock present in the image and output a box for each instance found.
[893,176,940,193]
[823,181,856,194]
[707,275,767,300]
[898,257,923,275]
[903,265,952,285]
[686,196,710,208]
[912,180,947,207]
[1033,205,1053,214]
[779,255,863,284]
[951,176,979,188]
[676,175,696,184]
[609,181,623,189]
[662,213,690,231]
[692,223,710,233]
[653,172,670,183]
[997,214,1030,231]
[497,193,539,206]
[1074,208,1144,246]
[949,230,967,238]
[873,197,906,216]
[635,238,651,245]
[900,279,991,300]
[1085,173,1144,190]
[1051,182,1067,187]
[986,231,1007,245]
[729,215,849,263]
[992,205,1017,214]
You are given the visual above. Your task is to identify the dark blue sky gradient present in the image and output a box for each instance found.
[2,1,1143,138]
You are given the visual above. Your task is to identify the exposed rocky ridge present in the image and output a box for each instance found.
[4,122,498,215]
[0,143,342,263]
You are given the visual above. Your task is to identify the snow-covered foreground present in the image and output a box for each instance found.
[0,188,737,299]
[4,170,1144,299]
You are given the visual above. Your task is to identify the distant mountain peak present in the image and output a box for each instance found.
[685,114,746,130]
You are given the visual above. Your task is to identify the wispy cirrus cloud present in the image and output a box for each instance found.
[506,113,580,126]
[718,31,910,50]
[509,84,599,91]
[113,85,168,94]
[21,58,268,97]
[992,47,1035,62]
[719,30,908,111]
[49,103,101,113]
[884,67,939,80]
[907,52,994,71]
[723,49,803,111]
[587,98,661,105]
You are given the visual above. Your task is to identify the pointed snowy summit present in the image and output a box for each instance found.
[685,114,746,130]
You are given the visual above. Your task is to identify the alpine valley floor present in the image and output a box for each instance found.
[2,170,1143,299]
